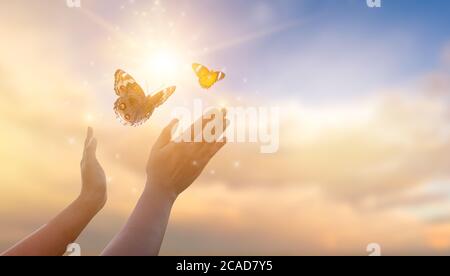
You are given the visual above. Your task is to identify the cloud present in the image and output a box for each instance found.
[160,183,444,255]
[201,91,450,205]
[1,1,450,256]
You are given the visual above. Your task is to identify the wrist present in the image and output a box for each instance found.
[144,179,178,204]
[78,190,107,213]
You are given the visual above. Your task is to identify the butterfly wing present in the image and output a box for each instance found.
[198,71,226,89]
[193,63,225,89]
[192,63,210,78]
[114,69,176,126]
[125,86,176,125]
[114,69,148,126]
[216,71,226,82]
[114,95,147,126]
[148,86,176,109]
[114,69,146,98]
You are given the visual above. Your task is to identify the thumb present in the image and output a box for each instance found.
[154,119,179,149]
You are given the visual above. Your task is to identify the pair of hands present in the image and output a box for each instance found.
[80,109,229,208]
[1,109,228,257]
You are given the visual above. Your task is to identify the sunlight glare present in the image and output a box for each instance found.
[146,48,181,78]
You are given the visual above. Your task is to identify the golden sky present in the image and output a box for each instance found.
[1,0,450,255]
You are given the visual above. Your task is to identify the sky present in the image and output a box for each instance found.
[0,0,450,255]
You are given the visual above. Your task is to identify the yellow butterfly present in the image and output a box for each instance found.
[192,63,226,89]
[113,69,176,126]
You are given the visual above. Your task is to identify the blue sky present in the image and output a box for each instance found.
[205,0,450,102]
[16,0,448,104]
[85,0,447,103]
[0,0,446,112]
[169,0,450,102]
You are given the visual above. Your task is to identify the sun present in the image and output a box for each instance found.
[146,48,181,78]
[135,45,188,91]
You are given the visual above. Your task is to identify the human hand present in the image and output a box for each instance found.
[80,127,107,212]
[146,109,229,199]
[101,111,227,256]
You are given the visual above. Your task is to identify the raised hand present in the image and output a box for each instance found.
[1,127,107,256]
[102,109,229,256]
[80,127,107,212]
[147,108,228,198]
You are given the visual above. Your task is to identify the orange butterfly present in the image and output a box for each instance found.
[114,69,176,126]
[192,63,226,89]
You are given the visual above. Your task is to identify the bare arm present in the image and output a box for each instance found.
[2,128,107,256]
[102,109,228,256]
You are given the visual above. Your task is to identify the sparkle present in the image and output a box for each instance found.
[84,113,94,123]
[67,137,76,145]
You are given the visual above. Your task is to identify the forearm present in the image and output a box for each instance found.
[101,183,176,256]
[1,196,101,256]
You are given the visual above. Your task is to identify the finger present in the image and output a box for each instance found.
[83,127,94,158]
[196,108,227,144]
[85,138,98,160]
[211,137,228,156]
[205,117,230,144]
[154,119,179,149]
[202,137,228,162]
[180,109,219,142]
[221,108,227,118]
[215,117,230,142]
[200,119,230,158]
[84,127,93,148]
